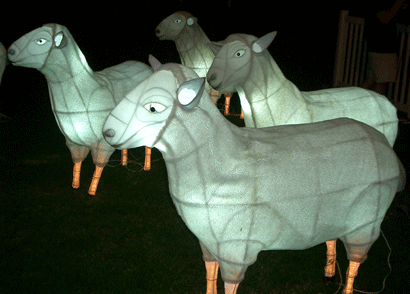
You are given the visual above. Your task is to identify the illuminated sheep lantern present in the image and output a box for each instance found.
[156,11,235,113]
[8,24,153,195]
[103,58,402,294]
[207,32,398,146]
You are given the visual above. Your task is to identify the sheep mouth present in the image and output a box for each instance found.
[156,32,168,40]
[209,81,222,91]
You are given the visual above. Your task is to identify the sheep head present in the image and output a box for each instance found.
[103,57,205,151]
[8,24,68,69]
[155,11,197,41]
[207,32,277,92]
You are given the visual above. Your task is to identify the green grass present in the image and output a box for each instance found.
[1,116,410,293]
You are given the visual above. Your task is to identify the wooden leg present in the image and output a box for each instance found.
[343,261,361,294]
[121,149,128,166]
[224,93,232,116]
[205,261,219,294]
[72,162,82,189]
[88,165,104,195]
[240,109,244,120]
[225,282,240,294]
[144,147,151,171]
[324,239,337,278]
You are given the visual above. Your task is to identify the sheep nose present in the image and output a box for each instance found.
[104,129,115,138]
[155,29,161,36]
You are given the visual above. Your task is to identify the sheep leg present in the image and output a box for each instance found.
[224,282,240,294]
[88,165,104,195]
[343,261,361,294]
[208,88,220,104]
[224,93,232,115]
[66,139,89,189]
[144,147,151,171]
[324,239,337,280]
[121,149,127,166]
[205,261,219,294]
[72,161,82,189]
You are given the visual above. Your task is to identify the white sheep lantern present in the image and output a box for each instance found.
[155,11,234,111]
[8,24,153,195]
[103,57,403,294]
[207,32,398,146]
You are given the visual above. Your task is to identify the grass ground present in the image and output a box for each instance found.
[1,107,410,293]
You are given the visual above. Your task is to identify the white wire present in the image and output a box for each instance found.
[331,230,392,294]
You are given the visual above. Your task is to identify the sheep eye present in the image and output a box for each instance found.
[234,49,245,57]
[144,103,166,113]
[175,19,182,24]
[35,38,48,45]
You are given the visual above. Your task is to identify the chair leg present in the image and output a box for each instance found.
[205,261,219,294]
[88,165,104,195]
[144,147,151,171]
[72,161,82,189]
[121,149,128,166]
[324,239,337,279]
[343,261,361,294]
[224,282,240,294]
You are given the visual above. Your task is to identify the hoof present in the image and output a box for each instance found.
[323,275,336,284]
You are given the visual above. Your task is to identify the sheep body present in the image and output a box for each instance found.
[103,61,400,292]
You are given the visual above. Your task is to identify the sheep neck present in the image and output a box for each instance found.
[174,24,215,73]
[240,52,308,127]
[158,98,246,203]
[39,40,106,115]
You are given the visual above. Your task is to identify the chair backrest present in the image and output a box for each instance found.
[333,10,367,88]
[392,24,410,114]
[333,10,410,116]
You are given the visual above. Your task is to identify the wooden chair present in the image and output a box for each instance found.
[392,24,410,116]
[333,10,410,117]
[333,10,367,88]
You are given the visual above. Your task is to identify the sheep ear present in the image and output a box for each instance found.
[187,17,196,26]
[177,78,205,110]
[54,31,68,48]
[207,42,223,55]
[148,54,162,71]
[252,31,277,53]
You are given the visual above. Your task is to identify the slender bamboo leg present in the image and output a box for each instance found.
[121,149,128,166]
[224,93,232,115]
[224,282,240,294]
[72,162,82,189]
[144,147,151,171]
[205,261,219,294]
[88,165,104,195]
[343,261,361,294]
[324,239,337,279]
